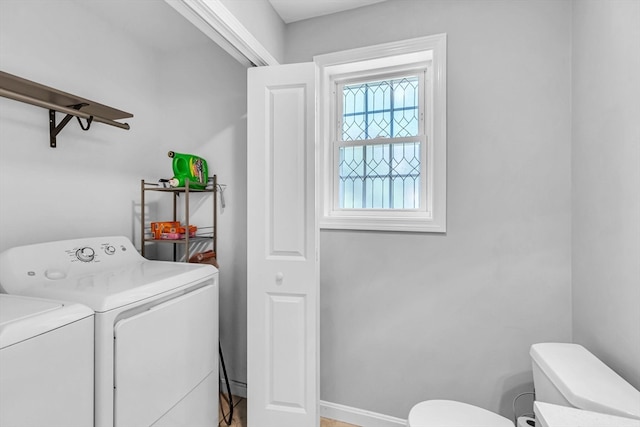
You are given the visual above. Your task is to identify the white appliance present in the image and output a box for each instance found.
[0,236,219,427]
[0,294,94,427]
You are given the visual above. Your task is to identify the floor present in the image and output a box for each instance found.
[219,394,360,427]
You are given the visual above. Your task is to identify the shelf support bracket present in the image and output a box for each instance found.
[49,103,91,148]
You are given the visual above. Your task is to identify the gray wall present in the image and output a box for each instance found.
[0,0,248,387]
[572,0,640,390]
[286,0,573,418]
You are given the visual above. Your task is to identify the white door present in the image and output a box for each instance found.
[247,62,318,427]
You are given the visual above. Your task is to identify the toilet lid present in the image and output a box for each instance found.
[408,400,514,427]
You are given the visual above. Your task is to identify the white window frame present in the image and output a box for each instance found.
[315,34,447,233]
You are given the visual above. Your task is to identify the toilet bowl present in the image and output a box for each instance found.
[407,400,514,427]
[531,342,640,420]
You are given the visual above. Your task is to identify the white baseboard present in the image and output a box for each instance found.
[220,379,247,399]
[320,400,406,427]
[221,386,406,426]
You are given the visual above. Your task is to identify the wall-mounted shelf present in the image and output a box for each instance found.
[0,70,132,147]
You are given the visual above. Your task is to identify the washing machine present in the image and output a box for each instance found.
[0,236,219,427]
[0,293,94,427]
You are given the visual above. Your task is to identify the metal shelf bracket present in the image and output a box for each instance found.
[49,103,92,148]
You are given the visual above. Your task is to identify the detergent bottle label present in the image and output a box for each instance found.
[168,151,209,189]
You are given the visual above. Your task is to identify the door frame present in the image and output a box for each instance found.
[164,0,280,67]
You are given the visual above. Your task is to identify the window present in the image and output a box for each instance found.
[338,74,424,210]
[315,34,447,232]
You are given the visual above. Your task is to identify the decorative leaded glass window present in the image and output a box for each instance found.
[336,75,425,209]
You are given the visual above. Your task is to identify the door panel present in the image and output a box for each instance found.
[267,293,307,410]
[268,86,308,258]
[247,62,318,427]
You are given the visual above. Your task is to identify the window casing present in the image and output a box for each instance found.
[316,34,447,233]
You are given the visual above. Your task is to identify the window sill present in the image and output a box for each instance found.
[320,211,446,233]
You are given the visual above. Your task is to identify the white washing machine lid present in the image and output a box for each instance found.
[531,343,640,419]
[0,294,93,348]
[0,236,217,312]
[408,400,514,427]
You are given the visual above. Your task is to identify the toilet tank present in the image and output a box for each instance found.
[530,343,640,420]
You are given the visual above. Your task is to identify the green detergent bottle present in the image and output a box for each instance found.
[168,151,209,189]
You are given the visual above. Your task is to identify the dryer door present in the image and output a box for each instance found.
[113,284,217,427]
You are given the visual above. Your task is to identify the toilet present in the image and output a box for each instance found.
[407,400,514,426]
[408,342,640,427]
[530,342,640,420]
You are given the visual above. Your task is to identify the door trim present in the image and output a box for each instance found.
[164,0,279,67]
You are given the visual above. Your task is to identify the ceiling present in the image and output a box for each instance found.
[268,0,387,23]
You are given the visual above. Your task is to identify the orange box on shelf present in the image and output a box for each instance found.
[150,222,197,239]
[175,225,198,238]
[150,221,180,239]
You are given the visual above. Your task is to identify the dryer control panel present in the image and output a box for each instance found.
[67,240,130,264]
[0,236,144,286]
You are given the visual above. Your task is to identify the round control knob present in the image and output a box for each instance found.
[76,247,95,262]
[104,245,116,255]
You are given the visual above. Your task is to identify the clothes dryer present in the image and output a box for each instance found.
[0,294,93,427]
[0,236,219,427]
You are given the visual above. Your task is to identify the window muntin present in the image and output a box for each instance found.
[338,142,421,209]
[335,73,426,210]
[341,76,420,141]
